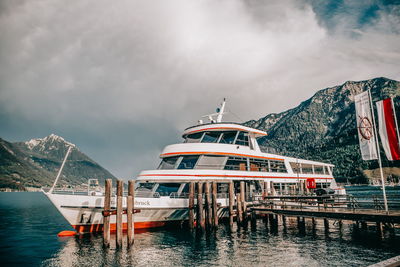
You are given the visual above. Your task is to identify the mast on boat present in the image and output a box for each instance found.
[49,146,72,194]
[200,98,226,124]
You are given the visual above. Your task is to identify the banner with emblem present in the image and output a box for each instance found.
[355,91,378,160]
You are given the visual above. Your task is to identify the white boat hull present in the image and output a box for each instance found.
[45,192,229,233]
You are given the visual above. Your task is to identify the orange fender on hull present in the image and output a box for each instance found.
[57,230,77,237]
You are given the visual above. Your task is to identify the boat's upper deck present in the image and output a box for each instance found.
[183,122,267,138]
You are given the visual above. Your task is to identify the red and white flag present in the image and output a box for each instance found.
[376,98,400,161]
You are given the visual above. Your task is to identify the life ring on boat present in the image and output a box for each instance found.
[306,178,316,189]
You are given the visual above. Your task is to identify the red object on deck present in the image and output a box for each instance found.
[57,230,77,237]
[306,178,316,189]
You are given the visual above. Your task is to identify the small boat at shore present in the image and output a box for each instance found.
[44,100,345,233]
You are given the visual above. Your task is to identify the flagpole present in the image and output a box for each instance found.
[390,97,400,148]
[368,89,389,213]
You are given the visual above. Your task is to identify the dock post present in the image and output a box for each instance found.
[240,181,247,222]
[116,180,123,248]
[236,193,242,226]
[376,222,383,236]
[204,182,212,228]
[324,218,329,232]
[197,182,205,229]
[228,182,234,229]
[312,217,316,228]
[103,179,112,247]
[264,181,269,199]
[361,221,367,230]
[251,210,257,229]
[189,182,195,229]
[212,182,218,227]
[127,180,135,247]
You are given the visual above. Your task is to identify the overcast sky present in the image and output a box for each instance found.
[1,0,399,179]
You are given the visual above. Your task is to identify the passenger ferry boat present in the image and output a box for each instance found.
[45,100,344,233]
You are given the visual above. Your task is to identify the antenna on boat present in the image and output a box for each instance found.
[201,98,227,124]
[49,146,72,194]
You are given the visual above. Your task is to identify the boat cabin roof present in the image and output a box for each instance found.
[183,122,267,138]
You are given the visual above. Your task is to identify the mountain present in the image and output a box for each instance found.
[0,134,116,190]
[245,77,400,183]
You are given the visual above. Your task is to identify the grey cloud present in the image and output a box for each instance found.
[0,0,399,178]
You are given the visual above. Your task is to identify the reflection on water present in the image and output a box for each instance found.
[44,219,400,267]
[1,192,399,267]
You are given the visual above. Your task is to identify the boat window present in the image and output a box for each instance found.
[201,131,221,143]
[136,183,155,192]
[301,163,313,174]
[314,165,324,174]
[185,132,203,143]
[289,162,301,173]
[219,131,237,144]
[156,183,181,196]
[235,131,249,146]
[158,156,180,170]
[270,160,287,173]
[249,158,269,172]
[224,156,248,171]
[177,155,199,169]
[196,155,227,170]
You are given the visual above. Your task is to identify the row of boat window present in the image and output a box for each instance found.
[158,155,287,173]
[289,162,331,175]
[184,131,249,146]
[136,181,332,197]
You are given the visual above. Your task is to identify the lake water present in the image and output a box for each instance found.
[0,191,399,267]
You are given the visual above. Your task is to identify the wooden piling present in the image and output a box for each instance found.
[376,222,383,235]
[240,181,247,222]
[361,221,367,230]
[127,180,135,247]
[189,182,195,229]
[212,182,218,227]
[324,218,329,231]
[236,193,242,225]
[116,180,123,248]
[228,182,234,228]
[197,182,205,229]
[264,181,268,199]
[251,210,257,228]
[103,179,112,247]
[204,182,212,228]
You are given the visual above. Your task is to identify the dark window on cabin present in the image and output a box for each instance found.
[185,132,203,143]
[235,132,249,146]
[249,158,269,172]
[224,157,248,171]
[156,183,181,196]
[302,164,313,174]
[270,160,287,173]
[158,156,179,169]
[177,155,199,169]
[196,155,227,170]
[136,183,155,192]
[219,131,237,144]
[314,165,324,174]
[201,131,221,143]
